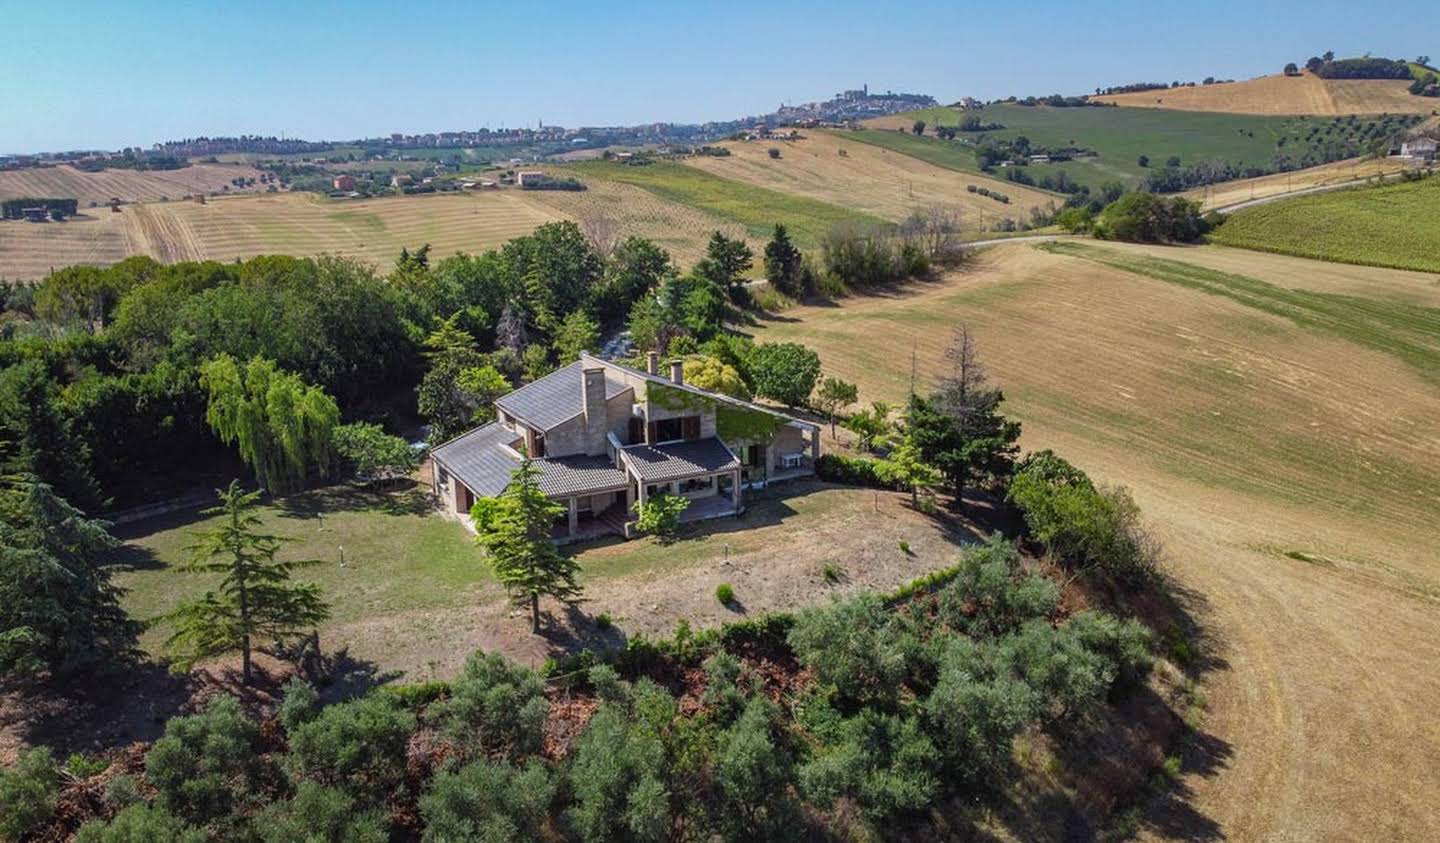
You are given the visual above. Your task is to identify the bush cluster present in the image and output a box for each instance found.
[41,534,1154,842]
[1007,450,1160,583]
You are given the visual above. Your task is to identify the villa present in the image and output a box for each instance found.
[430,351,821,542]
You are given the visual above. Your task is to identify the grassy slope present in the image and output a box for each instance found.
[1210,176,1440,273]
[857,105,1417,190]
[746,242,1440,838]
[566,160,886,247]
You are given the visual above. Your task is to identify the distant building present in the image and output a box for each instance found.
[516,170,546,187]
[21,207,48,222]
[332,174,356,191]
[391,173,413,187]
[1400,138,1437,160]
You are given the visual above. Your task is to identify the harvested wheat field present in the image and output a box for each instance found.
[0,190,566,279]
[1094,71,1435,115]
[751,242,1440,840]
[681,130,1058,228]
[519,171,754,266]
[1187,156,1421,208]
[0,162,267,206]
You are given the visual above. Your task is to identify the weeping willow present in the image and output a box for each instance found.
[199,355,340,493]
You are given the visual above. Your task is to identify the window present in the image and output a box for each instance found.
[652,415,700,444]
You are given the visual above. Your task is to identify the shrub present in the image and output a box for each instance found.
[923,636,1038,782]
[145,696,262,824]
[1008,466,1158,584]
[897,540,911,555]
[716,583,735,605]
[420,759,556,843]
[815,453,900,489]
[788,594,908,706]
[716,697,793,836]
[634,492,690,543]
[278,678,320,732]
[1068,610,1155,687]
[798,709,939,824]
[566,702,671,842]
[66,752,110,779]
[102,774,143,810]
[0,747,59,841]
[936,536,1060,638]
[74,804,206,843]
[254,781,389,843]
[822,563,842,584]
[595,611,613,630]
[286,693,416,801]
[700,651,745,722]
[431,650,549,757]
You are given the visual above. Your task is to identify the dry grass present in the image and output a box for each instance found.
[518,171,753,266]
[1094,71,1435,115]
[0,173,760,280]
[680,130,1057,228]
[748,243,1440,840]
[0,190,565,280]
[0,162,267,206]
[1187,156,1422,208]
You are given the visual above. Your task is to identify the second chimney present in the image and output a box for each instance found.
[669,360,684,385]
[646,351,659,375]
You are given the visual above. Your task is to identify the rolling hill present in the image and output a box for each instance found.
[750,240,1440,839]
[1209,175,1440,273]
[1092,71,1436,115]
[679,130,1058,228]
[0,162,268,206]
[852,104,1416,191]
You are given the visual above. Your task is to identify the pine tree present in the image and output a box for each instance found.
[763,224,804,297]
[478,458,581,633]
[0,473,139,681]
[166,481,329,683]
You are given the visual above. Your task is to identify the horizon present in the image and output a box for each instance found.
[3,0,1437,154]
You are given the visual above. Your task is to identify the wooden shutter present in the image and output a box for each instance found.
[683,416,701,441]
[628,417,644,445]
[647,421,658,445]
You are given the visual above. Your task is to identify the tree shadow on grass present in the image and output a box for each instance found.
[273,481,434,521]
[535,604,629,661]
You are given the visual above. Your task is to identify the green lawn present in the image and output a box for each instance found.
[566,160,887,247]
[111,485,489,651]
[848,106,1422,191]
[1208,176,1440,274]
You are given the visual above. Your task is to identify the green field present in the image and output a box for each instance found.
[567,159,887,247]
[1209,176,1440,273]
[853,105,1419,191]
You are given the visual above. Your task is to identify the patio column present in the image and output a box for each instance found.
[567,497,578,537]
[810,426,820,461]
[731,469,742,509]
[625,482,635,512]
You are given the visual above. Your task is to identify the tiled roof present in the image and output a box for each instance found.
[494,360,632,431]
[622,437,739,483]
[430,422,522,498]
[536,456,629,497]
[432,423,629,499]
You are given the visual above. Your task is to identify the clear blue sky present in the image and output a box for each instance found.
[3,0,1436,153]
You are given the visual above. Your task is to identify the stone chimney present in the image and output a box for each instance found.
[670,360,684,386]
[581,367,608,456]
[646,351,659,375]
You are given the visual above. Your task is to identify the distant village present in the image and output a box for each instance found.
[0,84,937,169]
